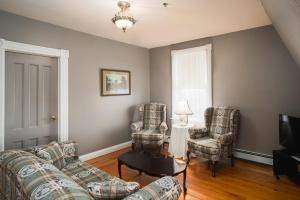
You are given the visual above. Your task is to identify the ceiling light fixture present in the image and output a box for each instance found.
[112,1,136,32]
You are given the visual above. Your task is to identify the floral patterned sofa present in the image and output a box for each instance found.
[0,141,182,200]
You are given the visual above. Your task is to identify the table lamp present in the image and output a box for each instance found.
[175,101,193,126]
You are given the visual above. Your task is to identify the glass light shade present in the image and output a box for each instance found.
[112,1,136,32]
[115,19,133,30]
[175,101,193,115]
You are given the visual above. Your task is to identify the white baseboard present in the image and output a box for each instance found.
[79,141,131,161]
[234,148,273,165]
[79,142,273,166]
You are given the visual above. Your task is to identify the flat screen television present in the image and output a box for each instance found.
[279,114,300,154]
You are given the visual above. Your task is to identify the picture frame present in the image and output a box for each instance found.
[100,68,131,96]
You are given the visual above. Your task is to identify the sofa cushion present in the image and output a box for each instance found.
[26,141,79,164]
[132,130,164,145]
[187,137,220,155]
[87,178,140,199]
[36,142,66,169]
[62,160,113,189]
[25,144,48,154]
[59,141,79,163]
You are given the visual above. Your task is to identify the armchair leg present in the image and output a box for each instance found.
[186,151,191,165]
[212,161,217,177]
[231,154,234,167]
[229,146,234,167]
[131,143,135,151]
[207,160,212,169]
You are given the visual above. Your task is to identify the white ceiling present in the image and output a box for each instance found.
[0,0,271,48]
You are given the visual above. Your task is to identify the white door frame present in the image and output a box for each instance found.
[0,38,69,151]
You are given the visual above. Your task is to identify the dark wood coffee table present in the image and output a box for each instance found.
[118,151,187,193]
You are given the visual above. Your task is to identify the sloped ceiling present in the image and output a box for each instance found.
[261,0,300,67]
[0,0,271,48]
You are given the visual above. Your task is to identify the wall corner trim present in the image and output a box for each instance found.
[234,148,273,165]
[79,141,132,161]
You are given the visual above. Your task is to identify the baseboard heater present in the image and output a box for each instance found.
[233,148,273,165]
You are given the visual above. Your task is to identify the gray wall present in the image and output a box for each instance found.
[1,10,299,156]
[0,11,150,155]
[150,25,300,155]
[261,0,300,68]
[150,46,172,127]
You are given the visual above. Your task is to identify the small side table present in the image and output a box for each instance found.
[169,124,193,159]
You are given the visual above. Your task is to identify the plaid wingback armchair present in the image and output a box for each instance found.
[131,103,168,151]
[187,107,240,177]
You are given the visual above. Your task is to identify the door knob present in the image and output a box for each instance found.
[50,115,56,121]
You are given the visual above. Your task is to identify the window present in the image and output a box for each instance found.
[172,44,212,126]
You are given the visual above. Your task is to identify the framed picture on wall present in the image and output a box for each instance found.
[100,68,131,96]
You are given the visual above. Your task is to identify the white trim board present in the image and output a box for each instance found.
[79,141,274,166]
[234,148,273,165]
[0,39,69,151]
[79,141,131,161]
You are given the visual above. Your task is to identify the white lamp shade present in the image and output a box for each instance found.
[175,101,193,115]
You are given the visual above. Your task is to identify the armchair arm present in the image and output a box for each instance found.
[214,132,234,146]
[188,127,208,139]
[123,176,182,200]
[160,121,168,134]
[131,121,143,132]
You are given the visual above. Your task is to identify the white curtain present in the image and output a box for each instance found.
[171,44,212,126]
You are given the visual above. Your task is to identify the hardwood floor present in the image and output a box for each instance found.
[87,148,300,200]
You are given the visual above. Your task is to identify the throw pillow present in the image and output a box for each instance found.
[36,142,66,169]
[87,179,140,199]
[59,141,79,163]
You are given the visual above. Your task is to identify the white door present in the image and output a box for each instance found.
[5,52,58,150]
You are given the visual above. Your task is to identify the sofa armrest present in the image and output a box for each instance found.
[59,140,79,163]
[160,121,168,134]
[188,127,208,139]
[131,121,143,132]
[214,132,234,146]
[1,150,92,200]
[123,176,182,200]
